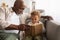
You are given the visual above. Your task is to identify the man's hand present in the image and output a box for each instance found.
[5,24,19,30]
[5,24,31,31]
[18,24,31,31]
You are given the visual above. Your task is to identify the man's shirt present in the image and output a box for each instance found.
[0,7,29,33]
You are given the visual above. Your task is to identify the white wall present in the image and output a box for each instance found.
[35,0,60,23]
[0,0,15,7]
[0,0,60,22]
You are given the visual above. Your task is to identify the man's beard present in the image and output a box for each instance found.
[16,13,23,15]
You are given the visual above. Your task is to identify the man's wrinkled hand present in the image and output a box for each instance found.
[18,24,31,31]
[5,24,19,30]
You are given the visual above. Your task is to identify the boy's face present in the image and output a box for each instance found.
[31,15,40,24]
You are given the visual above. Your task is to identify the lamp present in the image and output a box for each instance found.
[31,0,36,11]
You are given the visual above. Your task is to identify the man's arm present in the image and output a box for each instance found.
[0,7,10,29]
[5,24,31,31]
[5,24,19,30]
[0,8,18,30]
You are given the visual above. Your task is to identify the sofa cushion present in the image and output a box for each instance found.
[46,20,60,40]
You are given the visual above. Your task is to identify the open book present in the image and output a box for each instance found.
[25,24,43,36]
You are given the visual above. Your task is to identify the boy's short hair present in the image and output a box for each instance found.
[31,10,40,17]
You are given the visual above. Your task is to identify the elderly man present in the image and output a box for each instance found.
[0,0,29,40]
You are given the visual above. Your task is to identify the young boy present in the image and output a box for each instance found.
[25,10,45,40]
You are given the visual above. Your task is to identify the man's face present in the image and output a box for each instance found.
[14,0,25,14]
[17,7,25,14]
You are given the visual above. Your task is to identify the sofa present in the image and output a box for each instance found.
[25,16,60,40]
